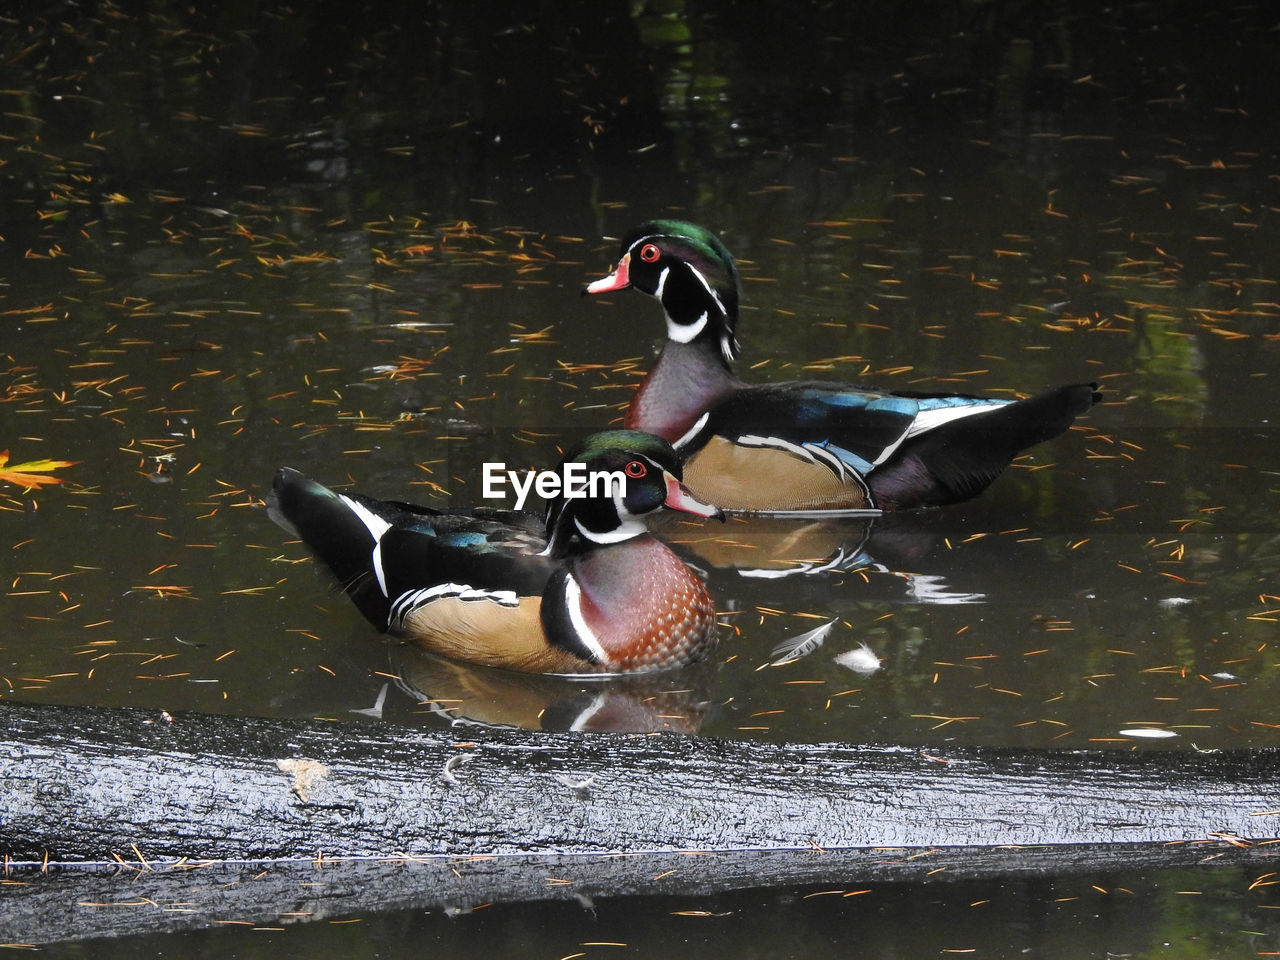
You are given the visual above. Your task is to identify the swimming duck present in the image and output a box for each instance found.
[584,220,1099,512]
[269,430,722,674]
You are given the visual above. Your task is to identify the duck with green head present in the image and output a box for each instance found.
[585,220,1099,513]
[269,430,723,674]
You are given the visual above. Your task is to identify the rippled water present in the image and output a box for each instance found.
[4,2,1280,956]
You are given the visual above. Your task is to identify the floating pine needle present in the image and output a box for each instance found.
[759,618,837,668]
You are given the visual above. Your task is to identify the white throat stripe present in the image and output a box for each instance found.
[564,574,610,664]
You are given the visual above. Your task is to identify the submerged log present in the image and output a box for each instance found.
[3,699,1277,864]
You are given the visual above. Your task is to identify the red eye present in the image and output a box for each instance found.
[624,460,647,478]
[639,243,661,263]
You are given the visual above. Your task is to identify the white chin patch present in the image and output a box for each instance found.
[574,515,646,544]
[667,310,709,343]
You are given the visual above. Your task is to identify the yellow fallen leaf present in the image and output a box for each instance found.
[0,450,76,490]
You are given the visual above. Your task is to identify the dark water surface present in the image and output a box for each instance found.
[4,1,1280,955]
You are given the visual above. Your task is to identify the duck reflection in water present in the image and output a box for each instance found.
[650,511,987,605]
[390,646,716,734]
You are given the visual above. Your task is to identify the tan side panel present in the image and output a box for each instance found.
[401,595,590,674]
[684,435,870,511]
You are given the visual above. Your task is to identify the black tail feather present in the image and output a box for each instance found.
[868,383,1099,509]
[268,468,391,627]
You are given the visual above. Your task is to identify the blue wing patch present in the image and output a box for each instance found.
[809,440,875,476]
[441,530,490,548]
[699,383,1018,475]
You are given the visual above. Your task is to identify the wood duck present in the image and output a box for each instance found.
[269,430,723,675]
[584,220,1100,512]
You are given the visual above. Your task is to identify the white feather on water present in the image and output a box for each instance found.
[834,643,882,675]
[761,618,837,668]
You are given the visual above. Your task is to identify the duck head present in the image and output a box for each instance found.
[585,220,742,365]
[542,429,723,557]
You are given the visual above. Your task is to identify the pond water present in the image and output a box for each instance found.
[4,1,1280,956]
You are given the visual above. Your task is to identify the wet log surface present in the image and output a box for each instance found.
[2,699,1278,944]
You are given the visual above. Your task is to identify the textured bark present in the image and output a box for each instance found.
[3,700,1278,864]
